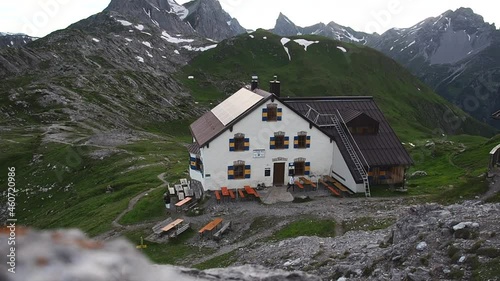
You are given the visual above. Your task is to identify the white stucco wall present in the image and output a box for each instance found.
[330,142,360,192]
[196,99,334,191]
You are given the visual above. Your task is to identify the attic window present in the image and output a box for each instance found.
[348,126,376,135]
[234,133,245,151]
[267,103,277,121]
[345,113,379,135]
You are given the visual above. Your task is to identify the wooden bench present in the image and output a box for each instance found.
[300,176,317,189]
[228,189,236,200]
[169,222,190,238]
[174,197,192,212]
[325,176,353,195]
[319,179,340,196]
[214,190,221,204]
[213,221,232,240]
[294,180,304,190]
[253,190,260,198]
[238,189,245,200]
[186,200,198,210]
[152,218,173,235]
[199,218,223,237]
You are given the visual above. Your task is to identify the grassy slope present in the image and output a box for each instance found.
[0,121,192,236]
[179,29,496,141]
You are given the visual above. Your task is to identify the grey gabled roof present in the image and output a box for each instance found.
[283,97,413,168]
[190,87,272,147]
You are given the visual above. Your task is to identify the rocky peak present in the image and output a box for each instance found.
[272,12,301,36]
[183,0,246,41]
[0,33,37,48]
[371,7,496,66]
[104,0,195,35]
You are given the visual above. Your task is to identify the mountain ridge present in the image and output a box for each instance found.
[268,7,500,128]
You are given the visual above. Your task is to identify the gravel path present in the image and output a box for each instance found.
[94,172,169,240]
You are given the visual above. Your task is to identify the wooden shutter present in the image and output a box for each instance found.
[294,136,299,148]
[229,138,235,151]
[262,108,268,121]
[190,157,197,170]
[306,136,311,148]
[284,136,289,149]
[305,162,311,175]
[277,108,283,121]
[244,138,250,151]
[228,166,234,179]
[245,165,251,178]
[270,136,275,149]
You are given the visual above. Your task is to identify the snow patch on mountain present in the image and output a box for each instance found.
[168,0,189,20]
[117,19,133,26]
[161,31,194,44]
[280,38,291,60]
[293,39,319,51]
[182,44,217,52]
[337,46,347,53]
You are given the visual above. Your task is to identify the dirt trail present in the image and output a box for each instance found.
[94,172,168,240]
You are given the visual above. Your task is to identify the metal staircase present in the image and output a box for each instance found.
[304,105,371,197]
[330,111,371,197]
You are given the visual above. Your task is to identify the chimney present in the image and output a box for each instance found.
[269,75,281,97]
[251,75,259,90]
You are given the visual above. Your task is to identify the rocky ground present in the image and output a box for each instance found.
[2,197,499,281]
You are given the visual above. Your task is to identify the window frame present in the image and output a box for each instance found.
[274,135,285,149]
[297,135,307,149]
[234,135,245,151]
[267,104,277,121]
[294,160,306,176]
[233,163,245,179]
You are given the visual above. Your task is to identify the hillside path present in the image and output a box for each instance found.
[94,172,168,240]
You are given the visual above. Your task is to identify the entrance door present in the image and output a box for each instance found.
[273,163,285,186]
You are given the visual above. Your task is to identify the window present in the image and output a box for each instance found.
[230,133,249,152]
[270,132,288,150]
[228,161,251,180]
[234,164,245,179]
[195,157,203,172]
[293,158,310,176]
[294,132,310,149]
[190,156,203,173]
[267,104,277,121]
[262,103,282,121]
[275,135,284,149]
[294,160,305,176]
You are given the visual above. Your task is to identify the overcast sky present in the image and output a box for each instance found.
[1,0,497,37]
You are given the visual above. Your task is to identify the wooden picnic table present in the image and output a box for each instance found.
[244,185,255,195]
[324,175,336,183]
[161,218,184,233]
[294,180,304,189]
[199,218,223,236]
[174,196,192,207]
[300,176,317,188]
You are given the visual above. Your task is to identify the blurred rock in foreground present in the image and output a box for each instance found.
[0,228,320,281]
